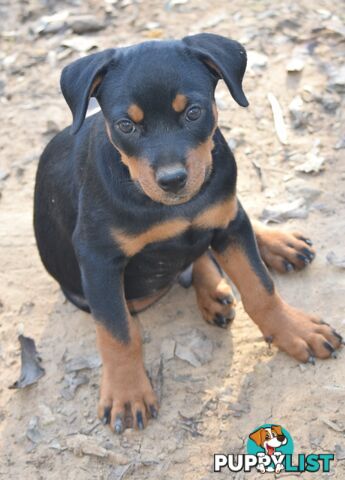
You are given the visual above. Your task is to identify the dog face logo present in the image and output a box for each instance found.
[248,424,293,473]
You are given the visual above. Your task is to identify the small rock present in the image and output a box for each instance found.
[286,57,305,72]
[69,16,105,34]
[34,10,69,35]
[0,170,9,181]
[335,136,345,150]
[289,95,310,128]
[327,65,345,93]
[49,439,63,450]
[247,50,268,70]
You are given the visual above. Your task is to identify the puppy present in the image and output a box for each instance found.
[34,33,342,433]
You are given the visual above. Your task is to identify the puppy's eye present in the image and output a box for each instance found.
[185,105,201,121]
[116,119,135,134]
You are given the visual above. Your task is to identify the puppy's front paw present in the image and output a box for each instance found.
[196,277,236,328]
[98,365,159,433]
[256,227,315,273]
[256,301,343,363]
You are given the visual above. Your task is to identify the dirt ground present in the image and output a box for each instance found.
[0,0,344,479]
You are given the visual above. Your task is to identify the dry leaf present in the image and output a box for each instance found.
[267,93,288,145]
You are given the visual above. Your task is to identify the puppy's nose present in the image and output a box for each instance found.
[156,167,187,194]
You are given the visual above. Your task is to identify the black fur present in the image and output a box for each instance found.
[34,34,270,342]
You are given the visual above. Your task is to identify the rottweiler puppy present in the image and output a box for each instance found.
[34,33,342,433]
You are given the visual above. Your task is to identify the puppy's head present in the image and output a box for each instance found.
[60,34,248,205]
[250,426,287,453]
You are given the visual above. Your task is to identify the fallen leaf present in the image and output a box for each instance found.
[64,354,101,373]
[175,329,213,367]
[10,335,45,389]
[267,93,288,145]
[260,198,308,223]
[60,372,89,400]
[322,418,345,433]
[26,416,43,443]
[61,37,99,52]
[295,144,325,173]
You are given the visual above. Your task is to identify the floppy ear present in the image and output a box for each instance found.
[182,33,249,107]
[249,428,266,446]
[60,49,116,134]
[271,425,283,436]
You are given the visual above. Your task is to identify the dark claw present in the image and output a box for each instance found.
[114,416,123,434]
[297,253,310,265]
[283,261,294,272]
[102,406,111,425]
[264,335,274,349]
[332,329,343,343]
[323,341,335,355]
[218,297,232,305]
[301,248,315,262]
[136,411,144,430]
[214,314,231,328]
[149,405,158,419]
[299,236,313,247]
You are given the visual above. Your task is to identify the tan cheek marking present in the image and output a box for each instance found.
[127,104,144,123]
[193,196,238,229]
[105,121,141,180]
[111,218,190,256]
[172,94,187,112]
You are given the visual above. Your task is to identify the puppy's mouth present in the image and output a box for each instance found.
[267,445,275,456]
[136,165,212,206]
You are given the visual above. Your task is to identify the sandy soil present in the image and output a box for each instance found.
[0,1,344,479]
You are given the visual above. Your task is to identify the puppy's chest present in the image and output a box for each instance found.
[124,227,213,293]
[112,195,236,257]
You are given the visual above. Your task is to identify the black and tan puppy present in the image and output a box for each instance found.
[34,34,342,433]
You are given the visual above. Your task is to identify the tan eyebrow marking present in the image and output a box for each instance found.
[172,94,187,113]
[127,104,144,123]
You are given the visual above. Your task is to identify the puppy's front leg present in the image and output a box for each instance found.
[74,244,158,432]
[211,202,342,362]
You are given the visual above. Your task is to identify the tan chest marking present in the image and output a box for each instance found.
[112,218,190,256]
[112,196,237,257]
[193,196,237,229]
